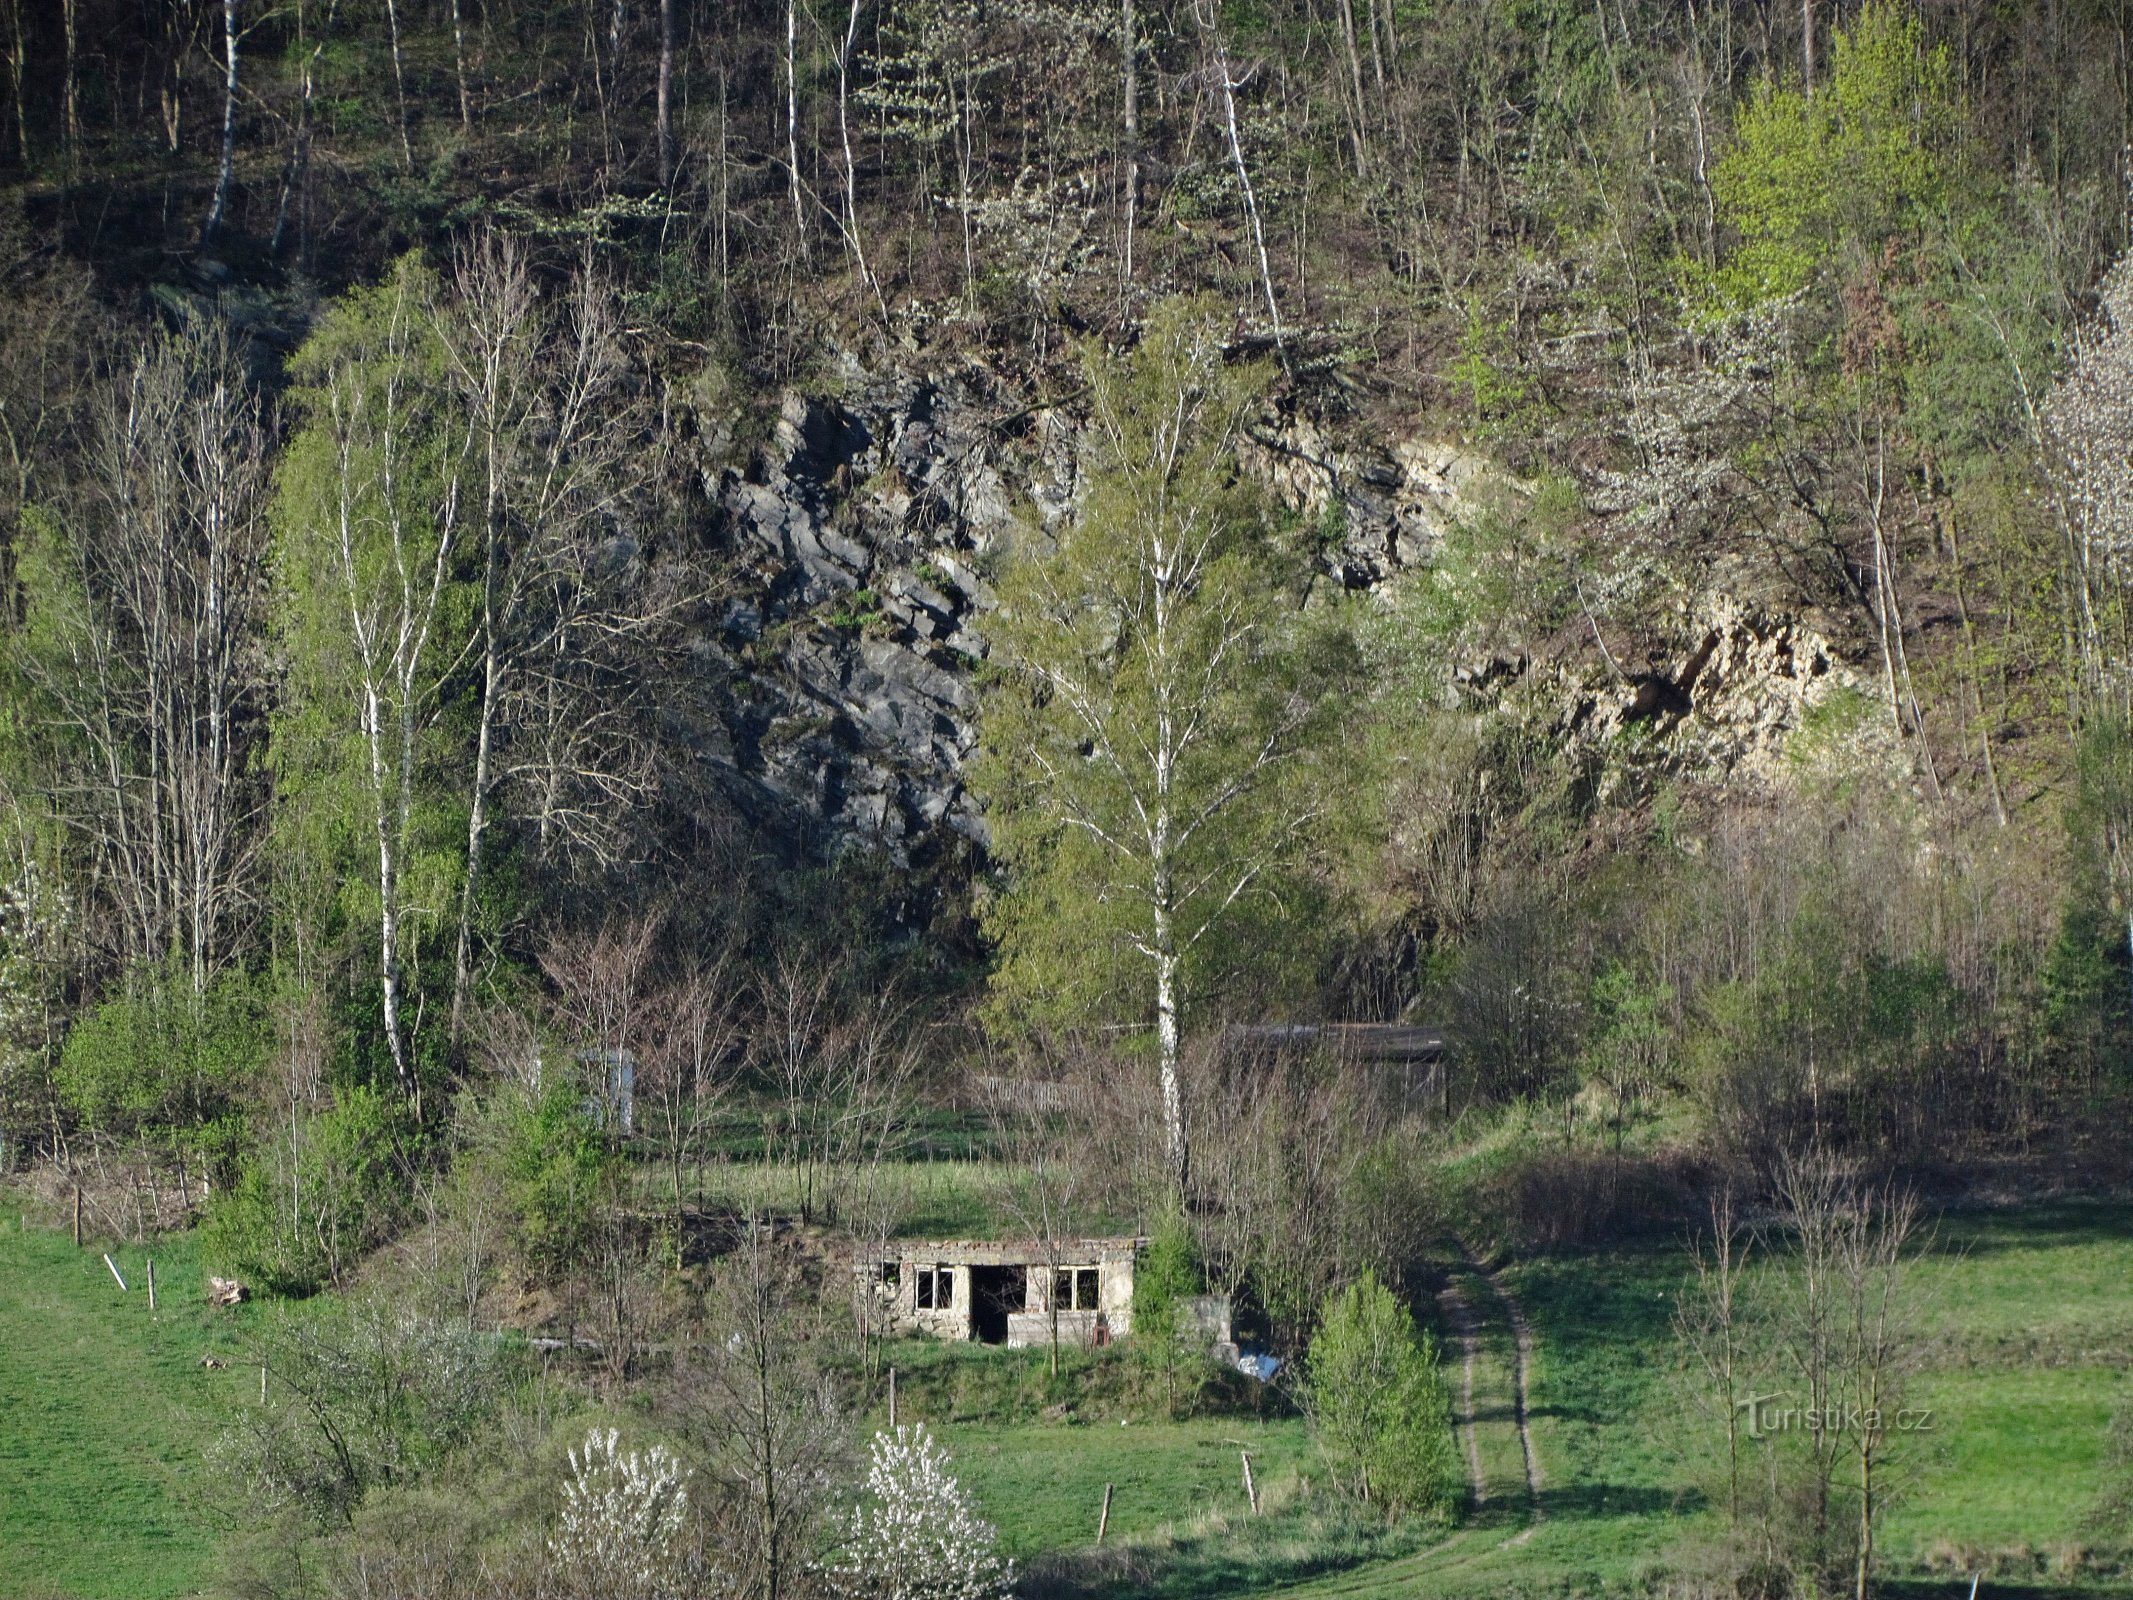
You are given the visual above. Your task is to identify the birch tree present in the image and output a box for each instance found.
[11,322,273,989]
[433,231,647,1039]
[974,300,1355,1197]
[272,258,473,1109]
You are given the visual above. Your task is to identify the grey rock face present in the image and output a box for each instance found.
[694,356,1878,860]
[698,359,1053,859]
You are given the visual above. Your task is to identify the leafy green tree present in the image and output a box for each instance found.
[206,1082,417,1294]
[1710,2,1956,307]
[55,968,263,1147]
[493,1073,614,1284]
[974,299,1359,1194]
[1306,1272,1457,1521]
[1131,1216,1207,1418]
[271,255,474,1110]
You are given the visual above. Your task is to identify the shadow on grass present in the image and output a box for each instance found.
[1923,1198,2133,1259]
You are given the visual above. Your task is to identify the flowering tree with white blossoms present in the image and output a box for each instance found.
[0,862,68,1167]
[549,1427,693,1599]
[832,1423,1015,1600]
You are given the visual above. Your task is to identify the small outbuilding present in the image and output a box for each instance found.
[864,1237,1143,1347]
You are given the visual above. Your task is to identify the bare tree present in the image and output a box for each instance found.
[15,323,273,989]
[672,1224,845,1600]
[540,911,662,1134]
[757,951,916,1225]
[981,1048,1090,1375]
[435,231,664,1038]
[1187,1036,1410,1353]
[1674,1185,1753,1534]
[640,945,745,1231]
[1834,1180,1929,1600]
[1771,1150,1850,1563]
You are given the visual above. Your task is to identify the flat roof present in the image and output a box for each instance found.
[867,1237,1144,1265]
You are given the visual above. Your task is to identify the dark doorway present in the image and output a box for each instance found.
[970,1266,1022,1344]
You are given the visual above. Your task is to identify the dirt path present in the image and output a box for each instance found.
[1433,1274,1488,1507]
[1453,1238,1543,1527]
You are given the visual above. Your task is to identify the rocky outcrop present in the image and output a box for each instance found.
[689,355,1882,858]
[695,358,1056,858]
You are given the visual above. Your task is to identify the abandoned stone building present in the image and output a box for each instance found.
[866,1236,1142,1347]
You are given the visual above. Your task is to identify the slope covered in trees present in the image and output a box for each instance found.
[1,0,2131,1596]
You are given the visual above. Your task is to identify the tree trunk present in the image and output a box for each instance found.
[786,0,807,259]
[1121,0,1139,284]
[449,648,498,1045]
[1198,0,1283,344]
[656,0,674,182]
[1800,0,1816,93]
[5,0,27,168]
[271,0,324,259]
[61,0,78,170]
[363,682,414,1103]
[1155,932,1187,1198]
[451,0,473,127]
[1855,1446,1875,1600]
[1335,0,1369,178]
[202,0,241,245]
[384,0,413,170]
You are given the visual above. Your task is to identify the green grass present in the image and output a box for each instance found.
[0,1224,256,1599]
[948,1416,1315,1554]
[999,1199,2133,1600]
[2,1194,2129,1600]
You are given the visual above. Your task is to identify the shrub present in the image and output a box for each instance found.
[211,1294,506,1525]
[1132,1216,1210,1418]
[831,1424,1014,1600]
[550,1427,692,1599]
[1306,1273,1458,1521]
[56,968,266,1139]
[497,1074,614,1281]
[204,1082,415,1294]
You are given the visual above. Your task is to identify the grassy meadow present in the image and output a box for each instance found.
[0,1196,2127,1599]
[0,1226,256,1599]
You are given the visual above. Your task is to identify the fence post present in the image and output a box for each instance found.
[1097,1482,1114,1546]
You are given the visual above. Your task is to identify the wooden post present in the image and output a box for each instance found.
[146,1257,156,1311]
[73,1184,81,1247]
[1097,1482,1114,1546]
[102,1253,127,1291]
[1242,1450,1259,1514]
[888,1365,898,1430]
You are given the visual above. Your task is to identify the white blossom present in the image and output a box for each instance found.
[549,1427,692,1599]
[2043,254,2133,709]
[830,1424,1015,1600]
